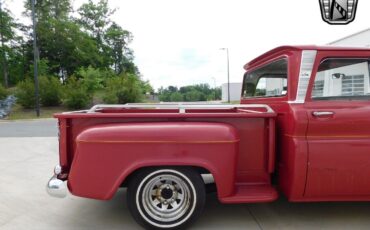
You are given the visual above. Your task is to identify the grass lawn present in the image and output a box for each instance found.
[7,104,69,120]
[222,100,240,104]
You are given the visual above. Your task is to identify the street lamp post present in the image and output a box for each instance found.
[211,77,216,100]
[31,0,40,117]
[220,48,230,103]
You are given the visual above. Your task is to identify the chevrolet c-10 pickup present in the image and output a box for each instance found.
[47,46,370,229]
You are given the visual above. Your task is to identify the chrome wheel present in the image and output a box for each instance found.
[136,169,197,228]
[142,174,191,222]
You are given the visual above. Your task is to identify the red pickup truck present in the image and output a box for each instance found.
[47,46,370,229]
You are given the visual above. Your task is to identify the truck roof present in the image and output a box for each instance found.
[244,45,370,70]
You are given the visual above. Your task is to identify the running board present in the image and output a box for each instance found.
[220,184,278,204]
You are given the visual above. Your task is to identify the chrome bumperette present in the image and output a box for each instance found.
[46,165,67,198]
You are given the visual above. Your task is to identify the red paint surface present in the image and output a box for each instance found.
[54,45,370,204]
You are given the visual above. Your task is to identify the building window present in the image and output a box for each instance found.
[341,75,365,96]
[311,59,370,100]
[312,80,324,97]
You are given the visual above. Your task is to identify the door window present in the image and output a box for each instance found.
[311,59,370,100]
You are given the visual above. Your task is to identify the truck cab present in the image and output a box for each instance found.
[241,46,370,201]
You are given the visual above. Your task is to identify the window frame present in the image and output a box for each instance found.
[242,57,289,99]
[309,57,370,101]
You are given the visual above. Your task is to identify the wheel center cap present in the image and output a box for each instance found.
[161,188,173,199]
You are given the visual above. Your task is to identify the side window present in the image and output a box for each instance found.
[242,58,288,98]
[312,59,370,100]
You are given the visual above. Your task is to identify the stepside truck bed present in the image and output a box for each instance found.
[52,103,277,202]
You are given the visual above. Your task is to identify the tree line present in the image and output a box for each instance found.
[0,0,153,109]
[158,84,221,102]
[1,0,140,86]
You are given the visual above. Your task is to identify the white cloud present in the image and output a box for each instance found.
[8,0,370,90]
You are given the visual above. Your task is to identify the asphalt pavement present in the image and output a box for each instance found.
[1,119,370,230]
[0,119,57,137]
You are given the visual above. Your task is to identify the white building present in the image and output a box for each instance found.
[221,83,242,102]
[329,28,370,47]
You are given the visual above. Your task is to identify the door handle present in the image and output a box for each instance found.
[312,111,334,117]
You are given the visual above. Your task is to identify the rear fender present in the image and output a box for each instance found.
[68,122,239,200]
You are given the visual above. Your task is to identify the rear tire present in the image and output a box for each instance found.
[127,167,206,229]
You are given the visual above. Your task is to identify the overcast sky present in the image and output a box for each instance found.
[7,0,370,90]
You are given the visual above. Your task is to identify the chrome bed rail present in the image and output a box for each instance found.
[83,103,275,114]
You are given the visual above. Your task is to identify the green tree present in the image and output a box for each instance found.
[0,83,7,99]
[24,0,102,80]
[77,0,114,44]
[39,75,63,106]
[17,0,144,104]
[39,19,102,79]
[24,0,71,21]
[184,90,203,101]
[77,0,113,68]
[7,41,29,86]
[140,80,154,95]
[16,78,36,108]
[0,1,18,87]
[158,84,221,102]
[63,76,91,109]
[75,66,104,94]
[16,75,63,108]
[170,92,183,102]
[78,0,138,75]
[105,22,134,74]
[103,74,143,104]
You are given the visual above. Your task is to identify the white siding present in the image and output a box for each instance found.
[221,83,242,102]
[329,28,370,47]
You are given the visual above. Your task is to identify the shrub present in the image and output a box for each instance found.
[0,85,8,100]
[39,76,63,107]
[63,77,91,110]
[16,76,64,109]
[170,92,183,102]
[102,91,118,104]
[103,74,143,104]
[184,90,204,101]
[76,66,104,95]
[16,78,36,109]
[158,92,171,102]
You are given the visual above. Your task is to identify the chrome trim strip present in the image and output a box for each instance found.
[290,50,317,104]
[82,103,275,114]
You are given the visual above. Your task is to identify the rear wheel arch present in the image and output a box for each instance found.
[121,165,214,188]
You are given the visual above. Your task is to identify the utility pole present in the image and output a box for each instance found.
[0,0,8,88]
[31,0,40,117]
[220,48,230,103]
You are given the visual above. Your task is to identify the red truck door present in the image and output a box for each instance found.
[304,57,370,199]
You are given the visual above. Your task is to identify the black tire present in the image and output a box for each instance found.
[127,167,206,229]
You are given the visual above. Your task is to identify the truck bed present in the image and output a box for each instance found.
[54,103,277,201]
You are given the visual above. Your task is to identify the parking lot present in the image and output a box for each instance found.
[1,119,370,230]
